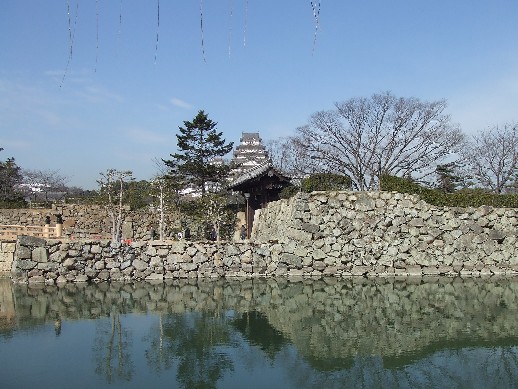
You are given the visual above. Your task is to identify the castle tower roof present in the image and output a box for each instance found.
[231,132,271,173]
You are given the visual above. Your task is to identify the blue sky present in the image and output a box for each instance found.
[2,1,518,189]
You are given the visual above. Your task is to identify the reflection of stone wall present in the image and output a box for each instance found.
[0,277,15,332]
[263,277,518,363]
[4,277,518,361]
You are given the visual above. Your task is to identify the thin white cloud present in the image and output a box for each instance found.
[170,97,192,109]
[44,68,92,85]
[124,127,168,144]
[0,138,32,151]
[34,109,64,127]
[0,79,46,108]
[77,85,124,104]
[44,70,123,104]
[0,79,77,131]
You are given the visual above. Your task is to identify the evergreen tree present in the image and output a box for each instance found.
[435,162,465,193]
[0,148,24,205]
[164,110,234,195]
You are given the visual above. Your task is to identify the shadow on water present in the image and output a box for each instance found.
[2,276,518,387]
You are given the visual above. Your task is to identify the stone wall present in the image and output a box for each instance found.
[253,191,518,276]
[0,204,180,241]
[5,190,518,283]
[9,235,285,284]
[0,242,15,272]
[0,208,46,226]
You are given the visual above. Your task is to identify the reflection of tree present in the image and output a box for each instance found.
[279,343,518,388]
[145,314,173,372]
[457,347,518,388]
[93,313,134,383]
[54,319,61,336]
[145,311,233,389]
[232,311,287,360]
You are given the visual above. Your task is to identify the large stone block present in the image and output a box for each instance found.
[16,245,32,260]
[28,275,45,283]
[0,249,13,262]
[17,235,46,247]
[145,273,164,281]
[63,258,75,269]
[405,265,423,276]
[75,274,89,283]
[122,221,133,239]
[351,266,371,276]
[1,243,16,253]
[97,270,110,280]
[132,259,148,271]
[279,253,302,269]
[16,259,37,270]
[37,262,58,271]
[488,229,506,243]
[180,262,197,271]
[301,222,320,234]
[0,252,13,271]
[32,247,48,263]
[285,228,312,243]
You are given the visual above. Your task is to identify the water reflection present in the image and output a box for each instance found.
[2,276,518,388]
[93,313,134,383]
[141,311,233,388]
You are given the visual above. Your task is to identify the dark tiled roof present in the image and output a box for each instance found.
[228,160,275,188]
[240,132,261,141]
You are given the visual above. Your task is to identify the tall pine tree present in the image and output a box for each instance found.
[164,110,234,195]
[0,148,24,204]
[435,162,465,193]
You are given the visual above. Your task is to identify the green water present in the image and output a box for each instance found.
[1,276,518,388]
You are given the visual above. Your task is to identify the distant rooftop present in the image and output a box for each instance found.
[240,132,261,142]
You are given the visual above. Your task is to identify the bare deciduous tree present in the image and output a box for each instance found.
[97,169,133,242]
[295,92,464,190]
[203,193,228,242]
[22,169,68,205]
[265,136,322,179]
[149,177,168,242]
[149,176,183,241]
[461,123,518,194]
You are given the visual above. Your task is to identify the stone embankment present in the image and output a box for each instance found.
[4,190,518,283]
[10,236,280,284]
[254,191,518,277]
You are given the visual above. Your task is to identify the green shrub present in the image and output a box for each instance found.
[0,198,27,209]
[279,185,299,199]
[380,174,518,208]
[301,173,352,192]
[279,173,353,199]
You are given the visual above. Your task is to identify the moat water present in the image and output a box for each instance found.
[1,276,518,388]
